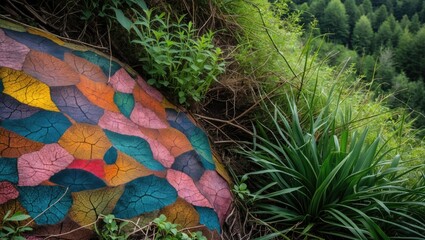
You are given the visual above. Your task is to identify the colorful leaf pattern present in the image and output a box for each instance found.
[0,20,231,238]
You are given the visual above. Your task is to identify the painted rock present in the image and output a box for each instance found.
[0,20,232,239]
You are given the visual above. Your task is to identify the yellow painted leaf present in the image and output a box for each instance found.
[69,186,124,228]
[0,67,59,112]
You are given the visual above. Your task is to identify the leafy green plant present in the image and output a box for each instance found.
[239,93,425,239]
[115,8,225,104]
[0,210,32,240]
[232,175,251,200]
[80,0,147,22]
[95,214,129,240]
[153,214,206,240]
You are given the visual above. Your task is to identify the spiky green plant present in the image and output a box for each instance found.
[239,92,425,239]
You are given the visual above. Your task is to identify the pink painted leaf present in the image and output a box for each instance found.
[0,29,30,70]
[109,68,136,93]
[99,111,174,168]
[0,181,19,204]
[196,170,232,225]
[166,169,212,208]
[130,102,168,129]
[136,75,163,101]
[18,143,74,186]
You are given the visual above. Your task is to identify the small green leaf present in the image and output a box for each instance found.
[113,8,132,31]
[7,213,31,222]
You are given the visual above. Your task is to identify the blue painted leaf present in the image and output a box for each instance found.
[0,157,18,183]
[4,29,70,60]
[166,109,214,170]
[50,169,106,192]
[73,50,121,76]
[113,175,177,218]
[104,146,118,164]
[113,92,135,118]
[195,206,221,233]
[18,185,72,225]
[171,150,205,181]
[104,130,164,171]
[0,110,72,143]
[50,85,104,124]
[0,93,40,120]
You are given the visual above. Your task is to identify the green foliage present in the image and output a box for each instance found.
[79,0,147,22]
[389,73,425,132]
[0,211,32,240]
[153,214,206,240]
[114,8,225,104]
[93,214,206,240]
[239,93,425,239]
[95,214,129,240]
[232,175,251,200]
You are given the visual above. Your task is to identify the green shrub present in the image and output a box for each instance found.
[113,8,225,104]
[239,93,425,239]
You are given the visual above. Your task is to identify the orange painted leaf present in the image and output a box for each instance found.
[58,123,111,160]
[64,52,108,83]
[23,50,80,86]
[0,127,44,158]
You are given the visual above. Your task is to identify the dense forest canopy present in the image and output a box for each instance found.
[288,0,425,133]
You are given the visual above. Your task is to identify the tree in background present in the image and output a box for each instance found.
[396,27,425,82]
[375,20,392,48]
[345,0,361,35]
[309,0,327,28]
[375,48,396,91]
[352,15,374,54]
[409,13,421,33]
[400,15,411,30]
[373,5,389,31]
[356,54,376,81]
[389,73,425,129]
[321,0,349,44]
[387,15,402,46]
[361,0,373,15]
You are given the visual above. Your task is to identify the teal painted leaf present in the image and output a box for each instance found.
[114,92,135,118]
[49,169,106,192]
[104,130,165,171]
[0,111,72,144]
[18,185,72,225]
[0,157,18,183]
[195,206,221,233]
[104,146,118,164]
[113,175,177,218]
[73,50,121,76]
